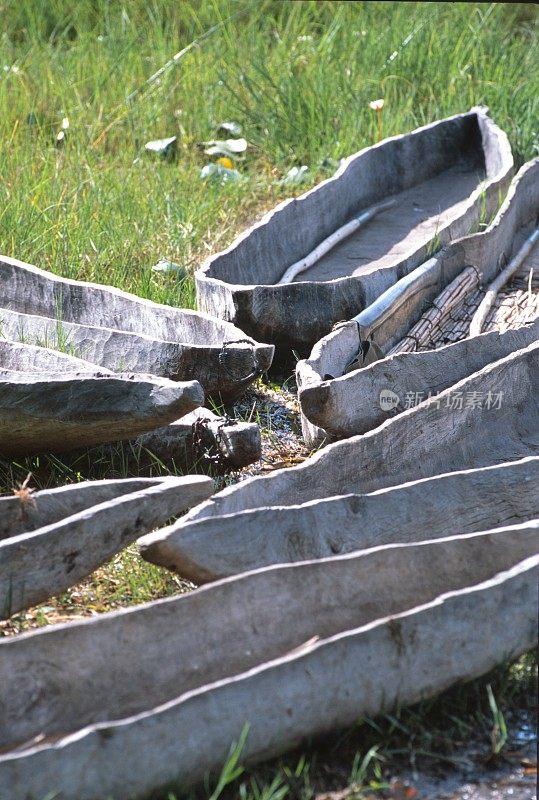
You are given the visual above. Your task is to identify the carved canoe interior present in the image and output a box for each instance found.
[196,108,513,357]
[0,256,274,400]
[0,475,213,617]
[297,158,539,445]
[0,535,536,799]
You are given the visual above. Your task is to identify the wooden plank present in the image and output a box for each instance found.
[296,158,539,446]
[0,372,204,456]
[0,549,536,799]
[0,477,167,540]
[139,457,539,582]
[0,257,274,401]
[0,475,214,617]
[171,341,539,526]
[195,109,513,360]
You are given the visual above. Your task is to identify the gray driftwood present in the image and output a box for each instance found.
[139,457,539,582]
[0,475,213,617]
[0,339,104,373]
[0,257,274,400]
[0,371,204,456]
[296,158,539,446]
[0,541,536,799]
[0,477,168,539]
[195,108,513,360]
[135,407,261,471]
[166,341,539,528]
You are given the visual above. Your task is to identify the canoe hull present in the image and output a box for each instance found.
[196,109,513,361]
[0,551,536,799]
[297,158,539,446]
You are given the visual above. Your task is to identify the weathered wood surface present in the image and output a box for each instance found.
[0,548,536,799]
[0,257,274,400]
[2,527,537,744]
[0,477,167,540]
[170,341,539,527]
[135,407,261,471]
[0,339,104,373]
[0,371,204,456]
[296,158,539,445]
[470,226,539,336]
[0,475,213,617]
[196,108,513,359]
[298,319,539,443]
[139,457,539,582]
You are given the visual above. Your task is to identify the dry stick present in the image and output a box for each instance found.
[389,265,480,354]
[469,227,539,337]
[278,199,396,284]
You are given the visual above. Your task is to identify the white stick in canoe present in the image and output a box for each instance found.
[469,227,539,336]
[278,198,396,284]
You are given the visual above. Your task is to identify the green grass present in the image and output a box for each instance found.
[0,1,537,305]
[0,1,537,795]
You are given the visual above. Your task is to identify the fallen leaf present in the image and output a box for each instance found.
[280,165,310,185]
[215,121,242,136]
[151,259,186,276]
[203,137,247,155]
[200,162,241,183]
[144,136,177,158]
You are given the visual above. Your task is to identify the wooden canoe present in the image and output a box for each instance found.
[147,341,539,540]
[0,476,173,539]
[0,370,204,456]
[297,158,539,446]
[0,256,274,401]
[139,457,539,583]
[0,475,213,618]
[134,407,261,471]
[0,532,536,799]
[195,108,513,361]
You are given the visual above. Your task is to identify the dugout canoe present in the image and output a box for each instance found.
[297,158,539,446]
[139,456,539,582]
[0,339,104,373]
[0,475,213,618]
[143,341,539,555]
[0,370,204,456]
[195,108,513,361]
[0,257,274,401]
[0,529,536,799]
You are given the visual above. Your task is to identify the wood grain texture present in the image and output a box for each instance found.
[135,407,261,471]
[299,319,538,443]
[0,257,274,400]
[0,475,213,617]
[0,339,105,373]
[0,371,204,456]
[0,477,168,539]
[139,457,539,582]
[196,109,513,358]
[297,158,539,446]
[0,550,536,799]
[172,341,539,527]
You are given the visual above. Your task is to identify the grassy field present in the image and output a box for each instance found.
[0,1,537,797]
